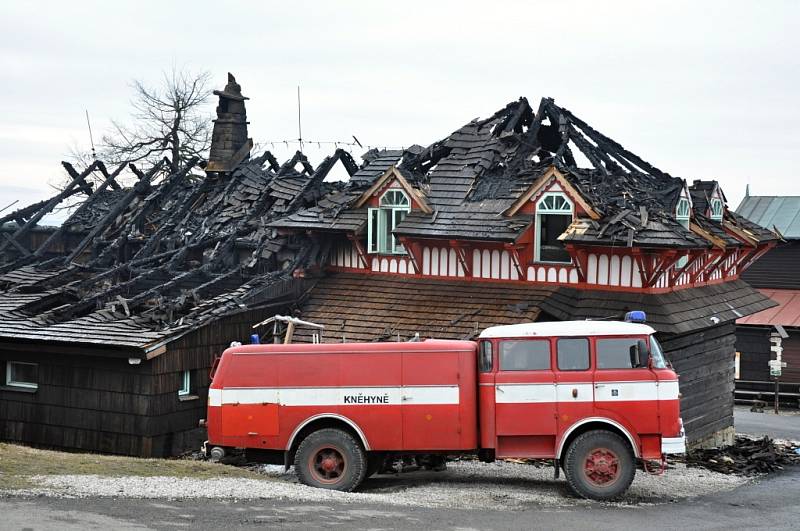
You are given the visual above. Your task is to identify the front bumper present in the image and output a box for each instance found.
[661,435,686,454]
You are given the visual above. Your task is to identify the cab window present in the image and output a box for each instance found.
[557,338,590,371]
[479,341,493,372]
[499,340,550,371]
[596,338,642,369]
[649,335,668,369]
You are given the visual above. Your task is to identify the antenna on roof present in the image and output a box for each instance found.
[85,109,97,160]
[297,85,303,154]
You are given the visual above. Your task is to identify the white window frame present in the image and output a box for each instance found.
[5,361,38,389]
[710,198,723,221]
[178,370,190,396]
[675,197,691,268]
[367,189,411,255]
[535,192,574,264]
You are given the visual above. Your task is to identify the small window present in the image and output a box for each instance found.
[710,198,723,221]
[557,338,590,371]
[178,370,190,396]
[367,189,411,254]
[596,338,642,369]
[535,192,573,263]
[499,340,551,371]
[5,361,38,389]
[479,341,493,373]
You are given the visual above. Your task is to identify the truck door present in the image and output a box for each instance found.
[493,338,557,458]
[555,337,594,439]
[401,349,462,450]
[593,336,659,437]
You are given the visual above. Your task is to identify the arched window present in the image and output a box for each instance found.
[368,189,410,254]
[675,198,691,227]
[710,198,723,221]
[535,192,573,263]
[675,197,691,268]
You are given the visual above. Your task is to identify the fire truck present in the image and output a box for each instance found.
[203,314,686,500]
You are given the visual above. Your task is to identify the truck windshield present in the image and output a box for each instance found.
[649,335,668,369]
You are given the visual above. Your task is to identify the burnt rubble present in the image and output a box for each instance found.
[685,435,800,475]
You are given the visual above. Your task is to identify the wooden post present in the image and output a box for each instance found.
[283,321,296,344]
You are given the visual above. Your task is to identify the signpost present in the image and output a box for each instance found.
[770,330,788,414]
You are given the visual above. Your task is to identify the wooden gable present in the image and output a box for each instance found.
[504,166,600,220]
[353,166,432,214]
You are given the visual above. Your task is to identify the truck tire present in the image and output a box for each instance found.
[563,430,635,500]
[294,428,366,491]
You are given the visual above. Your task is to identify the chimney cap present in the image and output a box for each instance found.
[213,72,249,101]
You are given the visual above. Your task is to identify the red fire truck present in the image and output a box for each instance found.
[203,316,686,500]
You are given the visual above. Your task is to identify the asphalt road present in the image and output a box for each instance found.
[735,406,800,440]
[2,466,800,530]
[2,408,797,531]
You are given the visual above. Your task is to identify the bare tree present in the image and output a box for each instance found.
[101,68,212,174]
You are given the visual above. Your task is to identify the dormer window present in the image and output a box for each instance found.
[675,198,691,229]
[535,192,573,263]
[710,198,723,221]
[676,197,691,268]
[368,189,410,254]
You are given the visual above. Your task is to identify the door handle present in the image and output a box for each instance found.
[572,388,578,398]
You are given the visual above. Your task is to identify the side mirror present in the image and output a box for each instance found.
[629,340,649,368]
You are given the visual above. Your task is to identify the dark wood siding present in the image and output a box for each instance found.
[735,326,771,382]
[742,241,800,289]
[0,307,290,457]
[661,323,736,444]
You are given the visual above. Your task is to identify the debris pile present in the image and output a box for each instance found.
[685,436,800,475]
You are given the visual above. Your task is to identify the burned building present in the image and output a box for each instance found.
[0,81,778,456]
[0,75,360,456]
[270,98,779,447]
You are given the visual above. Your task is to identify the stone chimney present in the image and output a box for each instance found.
[206,73,252,173]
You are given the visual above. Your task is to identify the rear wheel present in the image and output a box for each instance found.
[563,430,635,500]
[294,428,366,491]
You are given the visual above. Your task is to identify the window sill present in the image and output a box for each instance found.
[179,394,200,402]
[0,385,38,394]
[533,260,573,266]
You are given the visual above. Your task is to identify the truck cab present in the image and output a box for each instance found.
[478,319,685,498]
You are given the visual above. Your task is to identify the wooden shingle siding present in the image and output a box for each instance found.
[661,323,736,443]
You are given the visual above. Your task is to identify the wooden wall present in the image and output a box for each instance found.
[661,323,736,445]
[735,326,772,382]
[0,307,292,457]
[0,349,156,456]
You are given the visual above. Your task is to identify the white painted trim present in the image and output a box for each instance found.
[286,413,371,451]
[556,417,640,458]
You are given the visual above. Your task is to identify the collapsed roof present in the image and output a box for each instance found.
[0,148,357,354]
[271,97,777,250]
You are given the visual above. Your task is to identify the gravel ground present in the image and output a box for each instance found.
[15,460,747,510]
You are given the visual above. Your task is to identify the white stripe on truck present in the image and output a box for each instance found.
[495,380,679,404]
[208,385,460,407]
[208,380,679,407]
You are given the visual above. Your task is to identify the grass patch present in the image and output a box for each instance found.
[0,443,264,491]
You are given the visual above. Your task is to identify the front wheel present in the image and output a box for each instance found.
[294,428,367,491]
[563,430,635,500]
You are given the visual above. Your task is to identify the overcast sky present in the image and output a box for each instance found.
[1,0,798,221]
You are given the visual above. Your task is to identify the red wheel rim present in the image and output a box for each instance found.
[308,445,346,484]
[583,447,620,486]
